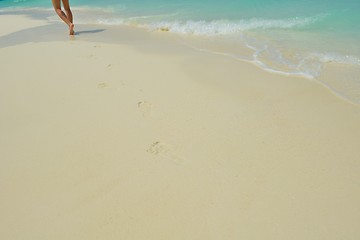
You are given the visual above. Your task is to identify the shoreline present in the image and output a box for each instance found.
[1,13,360,239]
[1,8,360,105]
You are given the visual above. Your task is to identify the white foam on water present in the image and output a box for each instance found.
[146,15,324,36]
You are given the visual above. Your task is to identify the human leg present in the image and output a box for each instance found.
[62,0,74,34]
[62,0,73,23]
[52,0,74,35]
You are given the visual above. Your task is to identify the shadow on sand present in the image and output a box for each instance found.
[0,24,106,48]
[75,29,105,35]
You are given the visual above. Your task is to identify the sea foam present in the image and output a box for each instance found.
[147,16,323,36]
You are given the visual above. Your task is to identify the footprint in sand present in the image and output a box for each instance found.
[147,141,184,165]
[138,101,152,118]
[106,64,112,71]
[98,82,108,88]
[147,141,170,155]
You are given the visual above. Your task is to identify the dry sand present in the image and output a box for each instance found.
[1,14,360,239]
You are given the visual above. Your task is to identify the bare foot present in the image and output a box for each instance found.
[69,23,75,35]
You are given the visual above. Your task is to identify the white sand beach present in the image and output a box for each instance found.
[1,14,360,239]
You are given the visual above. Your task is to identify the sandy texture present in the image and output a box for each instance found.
[1,14,360,239]
[0,14,48,37]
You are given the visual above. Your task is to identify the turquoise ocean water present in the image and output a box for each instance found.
[1,0,360,103]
